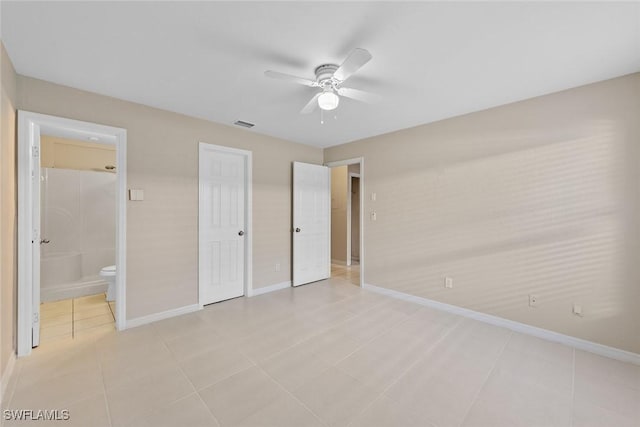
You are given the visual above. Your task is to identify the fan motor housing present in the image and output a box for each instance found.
[315,64,339,84]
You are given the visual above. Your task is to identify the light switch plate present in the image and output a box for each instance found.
[129,189,144,201]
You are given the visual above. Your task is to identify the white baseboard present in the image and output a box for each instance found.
[125,304,201,329]
[364,283,640,366]
[1,351,17,407]
[248,281,291,297]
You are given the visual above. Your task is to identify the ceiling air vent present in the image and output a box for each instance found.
[233,120,255,129]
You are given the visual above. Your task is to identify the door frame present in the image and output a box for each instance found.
[347,172,360,267]
[325,157,364,288]
[198,142,253,305]
[17,111,127,357]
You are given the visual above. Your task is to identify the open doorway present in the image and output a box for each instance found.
[18,111,127,356]
[327,159,363,287]
[38,135,118,345]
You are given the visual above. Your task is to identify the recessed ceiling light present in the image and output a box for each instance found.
[88,136,99,141]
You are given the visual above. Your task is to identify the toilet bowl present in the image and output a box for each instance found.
[99,265,116,301]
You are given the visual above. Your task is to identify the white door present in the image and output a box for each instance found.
[293,162,331,286]
[199,144,248,305]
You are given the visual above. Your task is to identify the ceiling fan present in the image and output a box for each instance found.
[264,48,378,114]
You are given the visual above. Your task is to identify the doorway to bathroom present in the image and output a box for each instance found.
[17,112,127,356]
[38,136,118,344]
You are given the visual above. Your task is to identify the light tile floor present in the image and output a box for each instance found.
[39,294,116,344]
[2,278,638,427]
[331,262,360,286]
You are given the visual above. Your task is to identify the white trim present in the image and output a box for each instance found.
[248,281,291,297]
[325,157,364,288]
[0,351,17,406]
[17,111,127,357]
[126,304,201,329]
[198,142,253,307]
[364,284,640,366]
[331,259,348,266]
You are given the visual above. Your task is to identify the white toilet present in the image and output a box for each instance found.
[99,265,116,301]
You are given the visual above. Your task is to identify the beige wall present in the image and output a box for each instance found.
[18,76,323,319]
[331,166,348,263]
[41,136,116,172]
[1,43,18,381]
[325,73,640,354]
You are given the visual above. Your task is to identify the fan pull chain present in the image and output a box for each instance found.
[320,109,324,125]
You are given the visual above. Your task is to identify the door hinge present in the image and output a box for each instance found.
[33,312,39,324]
[32,146,39,158]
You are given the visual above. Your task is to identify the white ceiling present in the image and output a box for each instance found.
[2,1,639,148]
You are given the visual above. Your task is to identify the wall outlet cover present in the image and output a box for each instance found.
[444,277,453,289]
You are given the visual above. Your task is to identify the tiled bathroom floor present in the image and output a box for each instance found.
[40,293,116,344]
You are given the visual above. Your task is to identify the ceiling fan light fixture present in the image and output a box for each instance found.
[318,89,339,111]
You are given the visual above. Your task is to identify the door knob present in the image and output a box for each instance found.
[40,239,50,244]
[238,230,245,236]
[295,228,301,233]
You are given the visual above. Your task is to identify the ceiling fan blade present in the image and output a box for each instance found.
[300,93,321,114]
[264,70,317,87]
[338,87,380,104]
[333,48,372,82]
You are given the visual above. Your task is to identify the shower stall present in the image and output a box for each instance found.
[40,168,116,301]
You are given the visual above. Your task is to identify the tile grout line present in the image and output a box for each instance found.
[341,315,466,427]
[255,364,329,427]
[163,328,269,427]
[458,330,514,427]
[209,287,388,426]
[379,316,466,395]
[236,290,388,365]
[106,331,220,426]
[569,348,576,427]
[317,305,464,427]
[107,293,116,322]
[160,334,224,426]
[71,298,75,339]
[242,288,431,375]
[94,340,114,427]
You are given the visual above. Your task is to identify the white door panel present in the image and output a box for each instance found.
[200,146,246,304]
[293,162,330,286]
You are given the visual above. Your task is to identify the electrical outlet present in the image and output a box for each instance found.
[275,263,281,272]
[444,277,453,289]
[371,212,377,221]
[528,294,538,308]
